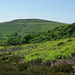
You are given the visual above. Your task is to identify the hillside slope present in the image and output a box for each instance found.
[0,19,66,37]
[0,21,75,74]
[1,22,74,45]
[18,23,75,44]
[0,38,75,62]
[0,38,75,74]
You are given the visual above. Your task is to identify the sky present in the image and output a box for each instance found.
[0,0,75,23]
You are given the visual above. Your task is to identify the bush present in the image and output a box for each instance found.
[17,63,29,71]
[57,42,65,46]
[51,63,74,73]
[28,58,43,65]
[44,60,51,67]
[8,55,22,64]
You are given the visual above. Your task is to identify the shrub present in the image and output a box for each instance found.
[17,63,29,71]
[51,63,74,73]
[44,60,51,67]
[28,58,43,65]
[57,42,65,46]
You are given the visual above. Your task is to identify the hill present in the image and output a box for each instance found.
[0,19,66,37]
[0,19,75,75]
[11,22,74,44]
[0,38,75,75]
[0,22,74,45]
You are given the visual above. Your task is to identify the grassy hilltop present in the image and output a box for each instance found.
[0,19,66,37]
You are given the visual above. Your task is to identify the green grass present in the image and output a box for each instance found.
[0,19,66,37]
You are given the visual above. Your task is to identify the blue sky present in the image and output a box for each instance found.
[0,0,75,23]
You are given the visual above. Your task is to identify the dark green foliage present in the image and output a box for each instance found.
[20,23,75,44]
[53,23,75,38]
[29,34,49,43]
[0,33,3,40]
[7,36,21,44]
[57,42,65,46]
[10,32,18,37]
[6,22,75,44]
[21,35,32,43]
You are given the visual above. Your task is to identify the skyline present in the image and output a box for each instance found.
[0,0,75,23]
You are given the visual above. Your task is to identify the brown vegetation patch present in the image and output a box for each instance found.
[51,56,75,72]
[0,47,24,54]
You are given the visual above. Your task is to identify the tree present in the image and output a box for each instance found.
[7,36,21,44]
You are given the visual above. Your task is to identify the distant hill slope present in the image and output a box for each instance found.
[0,19,66,37]
[20,23,75,44]
[6,22,75,45]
